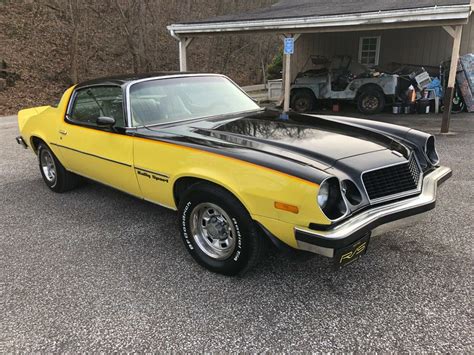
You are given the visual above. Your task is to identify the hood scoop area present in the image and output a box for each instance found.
[194,128,331,170]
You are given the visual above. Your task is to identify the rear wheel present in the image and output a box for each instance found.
[291,90,316,113]
[357,89,385,115]
[178,182,265,276]
[37,143,81,193]
[451,86,466,113]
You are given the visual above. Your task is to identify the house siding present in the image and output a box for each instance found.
[292,15,473,79]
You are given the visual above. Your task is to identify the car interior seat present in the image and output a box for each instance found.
[131,98,162,126]
[158,95,192,121]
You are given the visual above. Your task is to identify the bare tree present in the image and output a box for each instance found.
[68,0,80,83]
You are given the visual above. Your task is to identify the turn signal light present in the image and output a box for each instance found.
[274,202,299,214]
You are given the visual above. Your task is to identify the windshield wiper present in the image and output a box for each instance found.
[140,108,265,129]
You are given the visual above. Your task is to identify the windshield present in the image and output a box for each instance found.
[129,76,260,126]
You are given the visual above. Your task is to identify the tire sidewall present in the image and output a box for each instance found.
[178,186,256,275]
[292,91,314,113]
[38,144,59,190]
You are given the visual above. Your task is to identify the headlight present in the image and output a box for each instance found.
[341,179,362,205]
[425,135,440,165]
[317,178,348,221]
[317,182,330,209]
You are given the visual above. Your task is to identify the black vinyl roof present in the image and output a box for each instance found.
[75,72,193,89]
[181,0,471,24]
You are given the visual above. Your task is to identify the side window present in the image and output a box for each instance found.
[69,86,125,127]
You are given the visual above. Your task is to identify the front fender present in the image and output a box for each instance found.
[169,160,328,228]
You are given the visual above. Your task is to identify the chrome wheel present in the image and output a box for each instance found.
[190,202,237,260]
[40,149,57,184]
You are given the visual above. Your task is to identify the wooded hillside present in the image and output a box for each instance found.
[0,0,279,114]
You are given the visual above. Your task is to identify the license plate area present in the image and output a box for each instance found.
[334,233,370,270]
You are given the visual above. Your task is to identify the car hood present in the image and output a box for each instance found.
[142,110,410,171]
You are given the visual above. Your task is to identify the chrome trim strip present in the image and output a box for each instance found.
[361,154,423,205]
[295,166,451,241]
[295,241,335,258]
[296,212,430,258]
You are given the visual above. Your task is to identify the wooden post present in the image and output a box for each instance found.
[441,25,463,133]
[283,49,292,112]
[280,34,300,113]
[179,37,194,72]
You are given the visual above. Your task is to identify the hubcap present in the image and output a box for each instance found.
[362,95,379,111]
[190,203,237,260]
[40,150,57,184]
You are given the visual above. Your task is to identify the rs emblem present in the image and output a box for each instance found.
[340,242,367,263]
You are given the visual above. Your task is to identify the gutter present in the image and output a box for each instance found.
[169,29,181,41]
[167,5,471,35]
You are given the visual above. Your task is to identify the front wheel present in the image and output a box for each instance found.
[178,182,265,276]
[357,89,385,115]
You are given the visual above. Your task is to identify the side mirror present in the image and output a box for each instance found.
[96,116,115,127]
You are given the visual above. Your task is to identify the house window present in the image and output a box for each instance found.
[359,36,381,67]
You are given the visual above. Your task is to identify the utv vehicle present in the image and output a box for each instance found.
[291,55,399,115]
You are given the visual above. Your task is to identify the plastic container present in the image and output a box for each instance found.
[392,103,402,114]
[417,99,431,114]
[404,104,413,114]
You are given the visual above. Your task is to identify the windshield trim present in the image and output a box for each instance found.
[125,73,260,128]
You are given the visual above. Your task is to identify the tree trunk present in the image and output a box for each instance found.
[69,0,79,84]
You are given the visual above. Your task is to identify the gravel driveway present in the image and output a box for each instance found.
[1,113,473,352]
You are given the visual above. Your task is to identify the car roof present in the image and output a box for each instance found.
[75,72,200,89]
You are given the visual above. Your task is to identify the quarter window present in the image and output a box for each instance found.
[70,86,125,127]
[358,36,381,67]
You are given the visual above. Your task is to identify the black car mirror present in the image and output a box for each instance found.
[96,116,116,127]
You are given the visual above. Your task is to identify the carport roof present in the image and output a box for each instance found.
[168,0,472,35]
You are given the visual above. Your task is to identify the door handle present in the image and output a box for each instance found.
[59,129,68,136]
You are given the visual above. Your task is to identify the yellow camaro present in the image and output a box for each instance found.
[17,73,451,275]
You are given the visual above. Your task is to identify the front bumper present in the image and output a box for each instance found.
[295,166,452,258]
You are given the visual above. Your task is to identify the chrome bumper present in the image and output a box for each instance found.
[295,166,452,258]
[16,136,28,149]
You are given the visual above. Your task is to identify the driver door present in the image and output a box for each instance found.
[56,85,141,197]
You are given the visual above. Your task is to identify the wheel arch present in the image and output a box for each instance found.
[30,135,48,154]
[29,136,67,168]
[291,87,317,101]
[356,83,384,97]
[172,175,252,215]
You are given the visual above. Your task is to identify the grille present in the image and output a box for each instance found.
[362,155,421,201]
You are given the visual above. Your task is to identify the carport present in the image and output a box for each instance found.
[168,0,473,133]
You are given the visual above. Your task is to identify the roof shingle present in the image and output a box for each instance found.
[181,0,471,24]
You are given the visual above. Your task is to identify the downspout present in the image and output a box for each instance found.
[170,29,186,72]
